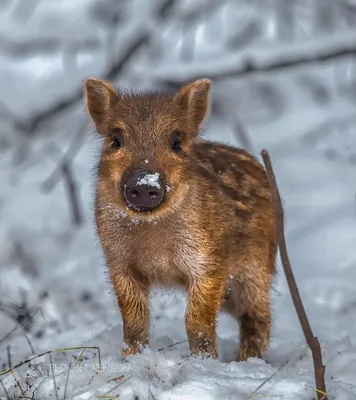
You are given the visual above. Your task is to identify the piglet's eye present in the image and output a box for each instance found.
[111,136,121,149]
[170,131,183,152]
[111,129,123,149]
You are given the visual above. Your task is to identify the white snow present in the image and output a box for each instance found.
[0,1,356,399]
[137,172,161,189]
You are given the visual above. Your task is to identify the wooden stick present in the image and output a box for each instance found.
[261,149,328,400]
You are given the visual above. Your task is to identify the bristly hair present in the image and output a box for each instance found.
[112,86,176,102]
[107,86,178,121]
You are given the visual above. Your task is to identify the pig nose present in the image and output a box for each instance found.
[124,170,164,211]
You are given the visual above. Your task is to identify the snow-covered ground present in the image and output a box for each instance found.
[1,0,356,399]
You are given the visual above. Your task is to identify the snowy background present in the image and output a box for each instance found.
[1,0,356,399]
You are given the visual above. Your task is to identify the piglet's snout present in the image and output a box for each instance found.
[124,170,164,211]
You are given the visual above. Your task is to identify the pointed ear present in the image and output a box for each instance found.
[84,78,118,132]
[174,78,211,133]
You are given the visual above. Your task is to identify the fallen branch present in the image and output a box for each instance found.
[261,149,327,400]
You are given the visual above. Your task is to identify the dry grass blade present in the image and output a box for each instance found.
[10,369,26,398]
[158,339,188,352]
[246,360,288,399]
[97,376,132,399]
[63,362,72,400]
[0,346,102,378]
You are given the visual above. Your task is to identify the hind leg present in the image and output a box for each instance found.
[224,269,272,361]
[238,301,271,361]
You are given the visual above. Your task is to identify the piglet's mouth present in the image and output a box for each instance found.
[123,170,165,212]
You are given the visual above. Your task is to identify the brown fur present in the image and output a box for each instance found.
[84,78,277,361]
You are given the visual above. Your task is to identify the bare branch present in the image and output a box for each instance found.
[232,117,255,154]
[314,0,337,33]
[13,33,148,135]
[158,41,356,88]
[0,39,99,58]
[275,0,296,40]
[41,121,86,192]
[261,149,327,400]
[157,0,178,19]
[61,162,83,227]
[227,20,261,50]
[13,0,179,136]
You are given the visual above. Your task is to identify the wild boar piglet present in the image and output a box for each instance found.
[84,77,277,361]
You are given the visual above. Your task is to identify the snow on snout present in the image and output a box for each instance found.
[137,172,161,189]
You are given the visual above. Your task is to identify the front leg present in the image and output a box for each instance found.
[110,270,150,359]
[186,274,224,358]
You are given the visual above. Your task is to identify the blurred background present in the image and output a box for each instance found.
[1,0,356,397]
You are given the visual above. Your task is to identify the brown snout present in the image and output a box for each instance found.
[124,170,164,211]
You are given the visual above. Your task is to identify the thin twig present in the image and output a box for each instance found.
[10,369,26,398]
[0,307,43,345]
[7,346,12,369]
[0,378,10,400]
[23,333,35,356]
[261,149,327,400]
[49,353,59,400]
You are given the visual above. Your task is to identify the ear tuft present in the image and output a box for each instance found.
[174,78,211,132]
[84,78,118,131]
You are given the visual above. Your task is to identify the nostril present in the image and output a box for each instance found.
[130,189,140,198]
[148,191,158,199]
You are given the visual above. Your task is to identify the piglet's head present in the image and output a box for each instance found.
[84,77,211,219]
